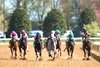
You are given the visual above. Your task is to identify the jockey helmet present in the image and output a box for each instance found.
[22,29,25,33]
[11,31,16,36]
[36,32,40,35]
[12,31,16,33]
[36,32,41,37]
[22,30,25,35]
[55,29,60,34]
[68,31,73,38]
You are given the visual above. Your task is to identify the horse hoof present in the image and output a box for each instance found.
[14,57,17,59]
[49,54,52,58]
[60,54,62,56]
[10,56,13,59]
[39,58,42,61]
[20,58,22,60]
[86,58,90,60]
[14,58,17,59]
[82,58,86,60]
[27,49,29,52]
[53,57,55,60]
[23,58,26,60]
[71,56,73,58]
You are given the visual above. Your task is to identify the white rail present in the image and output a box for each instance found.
[0,37,100,41]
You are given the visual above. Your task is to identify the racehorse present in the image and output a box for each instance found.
[64,39,75,58]
[83,39,91,60]
[45,36,57,60]
[9,38,18,59]
[34,36,42,60]
[19,37,27,59]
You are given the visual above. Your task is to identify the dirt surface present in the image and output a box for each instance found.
[0,42,100,67]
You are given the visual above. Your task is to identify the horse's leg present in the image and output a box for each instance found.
[39,43,42,60]
[67,47,70,57]
[19,46,22,58]
[57,45,61,56]
[53,47,56,60]
[10,48,13,59]
[14,41,17,59]
[48,43,52,58]
[34,48,38,60]
[59,41,62,56]
[48,51,52,58]
[39,50,42,60]
[59,48,61,56]
[71,45,74,58]
[83,47,86,60]
[14,49,17,59]
[53,52,56,60]
[23,50,26,59]
[53,42,57,60]
[87,48,91,60]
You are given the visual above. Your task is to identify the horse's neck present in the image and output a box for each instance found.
[35,37,40,43]
[21,37,26,42]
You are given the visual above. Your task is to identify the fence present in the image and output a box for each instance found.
[0,37,100,42]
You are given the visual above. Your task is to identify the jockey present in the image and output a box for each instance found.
[10,31,18,40]
[68,31,74,40]
[84,31,90,41]
[67,31,75,45]
[34,32,42,47]
[19,29,28,50]
[54,30,60,41]
[34,32,42,43]
[9,31,18,48]
[20,29,28,39]
[82,30,91,60]
[82,29,90,42]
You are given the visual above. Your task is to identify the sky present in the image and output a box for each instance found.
[5,0,15,13]
[5,0,38,20]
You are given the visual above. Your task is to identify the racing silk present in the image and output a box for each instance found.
[20,32,28,39]
[51,33,57,43]
[54,32,60,40]
[67,31,75,45]
[34,34,42,48]
[34,35,42,43]
[68,31,74,41]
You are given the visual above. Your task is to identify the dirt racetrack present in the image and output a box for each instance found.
[0,42,100,67]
